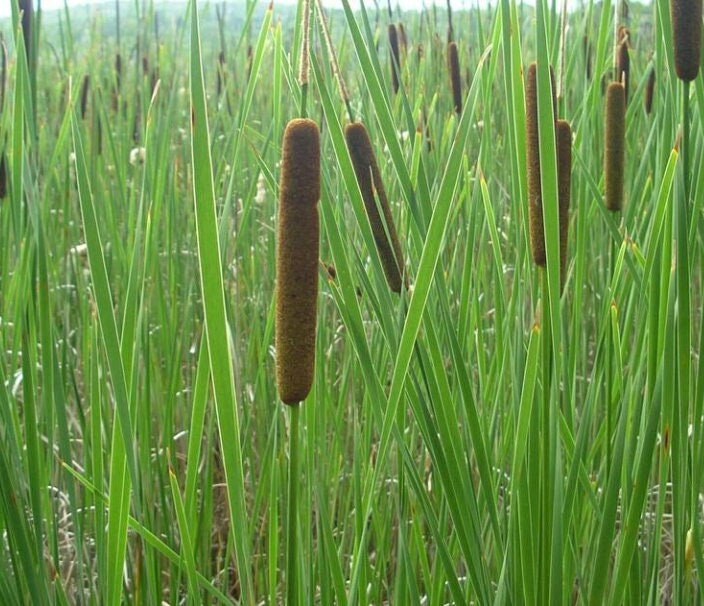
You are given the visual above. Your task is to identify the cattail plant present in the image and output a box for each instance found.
[583,34,592,80]
[388,24,401,94]
[448,41,462,115]
[604,82,626,212]
[80,75,90,120]
[557,119,571,289]
[617,41,630,103]
[0,41,6,200]
[398,22,408,56]
[246,44,253,81]
[275,118,320,405]
[277,2,318,602]
[644,65,655,114]
[0,153,6,199]
[19,0,32,62]
[345,123,407,293]
[525,62,557,266]
[216,50,225,96]
[446,0,454,42]
[671,0,702,82]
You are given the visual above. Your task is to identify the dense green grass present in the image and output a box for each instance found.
[0,0,702,603]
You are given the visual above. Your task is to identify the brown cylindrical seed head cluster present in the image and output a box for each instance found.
[645,66,656,114]
[388,24,400,94]
[275,118,320,405]
[0,152,7,199]
[80,75,90,120]
[604,82,626,212]
[345,122,406,293]
[617,41,630,103]
[19,0,32,62]
[557,120,572,290]
[525,62,557,267]
[398,22,408,56]
[448,42,462,115]
[671,0,703,81]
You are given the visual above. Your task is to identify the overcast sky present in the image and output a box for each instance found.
[1,0,590,19]
[3,0,438,18]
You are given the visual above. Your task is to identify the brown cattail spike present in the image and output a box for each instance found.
[0,152,7,199]
[398,22,408,56]
[448,42,462,115]
[617,42,630,103]
[604,82,626,211]
[276,119,320,405]
[525,62,557,266]
[345,122,406,293]
[19,0,32,62]
[671,0,702,81]
[644,66,656,114]
[388,24,400,94]
[557,120,572,290]
[80,75,90,120]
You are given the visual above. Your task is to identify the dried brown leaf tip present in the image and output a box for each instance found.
[448,42,462,115]
[671,0,702,81]
[276,119,320,405]
[345,122,407,293]
[604,82,626,212]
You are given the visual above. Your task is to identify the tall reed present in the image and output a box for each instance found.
[448,41,462,114]
[557,119,571,290]
[388,23,401,94]
[644,65,655,114]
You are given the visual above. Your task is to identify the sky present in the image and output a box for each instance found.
[0,0,590,20]
[2,0,438,19]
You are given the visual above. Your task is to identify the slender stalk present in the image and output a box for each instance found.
[540,268,553,601]
[287,404,301,606]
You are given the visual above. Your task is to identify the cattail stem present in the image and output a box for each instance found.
[388,24,401,94]
[299,0,311,117]
[286,404,301,606]
[315,0,354,122]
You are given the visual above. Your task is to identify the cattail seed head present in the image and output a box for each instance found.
[388,24,400,94]
[398,22,408,56]
[671,0,702,81]
[604,82,626,212]
[525,62,557,266]
[0,152,7,199]
[557,120,572,290]
[645,66,655,114]
[583,34,592,80]
[80,74,90,120]
[448,41,462,115]
[617,41,630,103]
[276,118,320,405]
[0,41,6,112]
[19,0,32,62]
[345,122,406,293]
